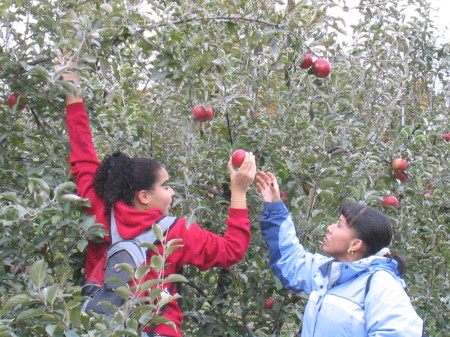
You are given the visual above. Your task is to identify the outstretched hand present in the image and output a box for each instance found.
[256,171,281,203]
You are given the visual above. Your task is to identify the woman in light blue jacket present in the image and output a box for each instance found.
[256,171,424,337]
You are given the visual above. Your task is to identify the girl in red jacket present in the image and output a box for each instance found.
[62,66,256,337]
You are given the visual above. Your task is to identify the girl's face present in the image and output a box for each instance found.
[146,167,175,215]
[322,215,358,261]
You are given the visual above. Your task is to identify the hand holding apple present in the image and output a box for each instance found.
[227,151,256,204]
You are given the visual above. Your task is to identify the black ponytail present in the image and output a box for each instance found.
[93,151,162,209]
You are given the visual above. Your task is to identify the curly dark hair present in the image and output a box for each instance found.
[340,201,406,274]
[93,151,162,208]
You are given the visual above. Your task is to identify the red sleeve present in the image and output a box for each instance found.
[174,208,251,270]
[66,102,104,214]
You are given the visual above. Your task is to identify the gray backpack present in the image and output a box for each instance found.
[81,210,178,314]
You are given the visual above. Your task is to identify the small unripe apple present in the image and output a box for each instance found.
[7,93,27,110]
[264,297,274,309]
[382,195,399,208]
[310,59,332,78]
[444,133,450,142]
[231,149,246,168]
[393,171,408,182]
[299,52,313,69]
[391,158,408,172]
[193,105,213,122]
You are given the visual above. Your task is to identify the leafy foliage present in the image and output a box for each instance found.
[1,0,449,336]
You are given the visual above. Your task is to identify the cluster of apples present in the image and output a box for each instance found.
[382,158,408,208]
[299,52,332,78]
[193,105,214,122]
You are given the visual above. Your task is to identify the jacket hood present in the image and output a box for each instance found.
[113,201,164,239]
[321,255,404,289]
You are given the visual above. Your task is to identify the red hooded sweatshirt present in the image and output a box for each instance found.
[66,102,251,336]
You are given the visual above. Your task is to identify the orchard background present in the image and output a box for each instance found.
[1,0,449,336]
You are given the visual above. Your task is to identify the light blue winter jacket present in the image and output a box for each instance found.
[260,201,423,337]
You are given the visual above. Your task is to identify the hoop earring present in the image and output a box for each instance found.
[347,248,354,255]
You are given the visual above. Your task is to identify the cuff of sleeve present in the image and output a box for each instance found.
[229,208,249,218]
[66,101,85,114]
[263,200,286,211]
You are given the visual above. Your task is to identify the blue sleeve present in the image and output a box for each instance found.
[366,271,423,337]
[260,201,330,294]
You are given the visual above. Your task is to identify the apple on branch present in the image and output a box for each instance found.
[309,58,332,78]
[193,105,214,122]
[264,297,274,309]
[382,195,399,208]
[391,158,408,172]
[299,52,313,69]
[7,92,27,110]
[393,171,408,182]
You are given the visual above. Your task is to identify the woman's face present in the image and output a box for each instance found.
[322,215,358,261]
[146,167,175,215]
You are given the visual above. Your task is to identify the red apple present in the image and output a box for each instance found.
[444,134,450,142]
[391,158,408,172]
[205,106,214,120]
[419,189,433,196]
[382,195,399,208]
[264,297,274,309]
[193,105,213,122]
[311,59,331,78]
[7,93,27,110]
[9,264,26,274]
[231,149,246,168]
[280,191,288,199]
[393,171,408,182]
[299,52,313,69]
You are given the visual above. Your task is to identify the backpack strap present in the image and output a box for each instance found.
[364,271,428,337]
[82,213,178,315]
[364,272,376,297]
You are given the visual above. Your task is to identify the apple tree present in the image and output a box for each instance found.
[0,0,448,336]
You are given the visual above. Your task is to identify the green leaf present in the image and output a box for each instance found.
[0,294,30,316]
[43,285,59,306]
[152,223,163,242]
[16,308,47,321]
[150,71,170,81]
[29,260,48,288]
[114,286,131,300]
[135,264,151,281]
[53,182,76,196]
[163,274,188,283]
[150,255,163,272]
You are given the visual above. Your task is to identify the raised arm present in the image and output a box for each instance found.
[257,171,330,294]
